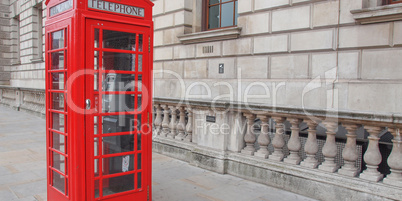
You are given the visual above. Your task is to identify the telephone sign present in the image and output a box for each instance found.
[88,0,145,17]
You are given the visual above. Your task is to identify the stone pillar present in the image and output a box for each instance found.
[301,120,320,168]
[319,121,339,173]
[167,106,178,139]
[161,105,170,137]
[241,113,256,155]
[153,104,163,136]
[284,118,302,165]
[184,110,193,142]
[338,123,360,177]
[254,115,270,159]
[360,126,383,182]
[175,107,186,141]
[383,128,402,187]
[269,116,286,161]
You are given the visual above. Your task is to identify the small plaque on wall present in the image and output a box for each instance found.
[206,116,216,123]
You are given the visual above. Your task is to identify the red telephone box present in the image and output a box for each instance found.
[45,0,153,200]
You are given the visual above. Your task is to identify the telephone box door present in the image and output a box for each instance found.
[84,19,152,201]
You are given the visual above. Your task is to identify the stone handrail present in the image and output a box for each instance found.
[0,86,45,117]
[153,97,402,191]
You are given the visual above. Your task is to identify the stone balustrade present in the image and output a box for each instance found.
[153,103,193,143]
[152,97,402,201]
[0,86,45,117]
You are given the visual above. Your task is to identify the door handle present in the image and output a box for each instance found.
[86,99,91,110]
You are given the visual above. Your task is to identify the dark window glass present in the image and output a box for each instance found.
[209,0,219,5]
[52,151,66,174]
[102,174,134,196]
[102,135,135,155]
[137,172,142,189]
[51,30,64,49]
[51,73,64,90]
[103,52,136,71]
[52,132,65,153]
[102,94,135,113]
[102,74,135,92]
[102,115,134,134]
[208,5,220,29]
[52,170,65,193]
[51,51,64,69]
[52,113,65,132]
[102,154,134,175]
[52,93,64,110]
[103,30,136,51]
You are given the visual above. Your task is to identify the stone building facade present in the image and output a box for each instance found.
[152,0,402,114]
[0,0,402,200]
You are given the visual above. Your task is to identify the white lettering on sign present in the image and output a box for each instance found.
[88,0,145,17]
[50,0,73,17]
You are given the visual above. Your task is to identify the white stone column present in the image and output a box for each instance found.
[269,116,286,161]
[153,104,163,136]
[241,113,256,155]
[301,120,320,168]
[383,128,402,187]
[284,118,302,165]
[319,121,339,173]
[184,110,193,143]
[254,115,270,159]
[167,106,178,139]
[175,107,186,141]
[360,126,383,182]
[161,105,170,137]
[338,123,360,177]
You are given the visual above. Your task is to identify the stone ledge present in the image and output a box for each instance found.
[177,27,242,44]
[351,4,402,24]
[152,140,402,201]
[153,97,402,126]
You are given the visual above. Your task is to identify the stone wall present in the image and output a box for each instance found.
[152,0,402,114]
[7,0,46,89]
[0,0,12,85]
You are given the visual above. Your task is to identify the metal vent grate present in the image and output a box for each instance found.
[202,46,214,54]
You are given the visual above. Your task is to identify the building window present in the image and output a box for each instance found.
[33,3,44,62]
[203,0,238,31]
[11,15,20,65]
[384,0,402,4]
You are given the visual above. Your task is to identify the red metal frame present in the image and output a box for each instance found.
[389,0,402,4]
[45,0,154,200]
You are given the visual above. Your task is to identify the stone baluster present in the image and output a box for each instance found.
[175,107,186,141]
[338,123,360,177]
[319,121,339,173]
[284,118,303,165]
[254,115,270,159]
[269,116,286,161]
[161,105,170,137]
[184,110,193,142]
[153,104,163,136]
[167,106,178,139]
[383,128,402,186]
[360,126,383,182]
[301,120,320,168]
[241,113,256,155]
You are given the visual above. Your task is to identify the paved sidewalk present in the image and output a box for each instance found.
[0,106,316,201]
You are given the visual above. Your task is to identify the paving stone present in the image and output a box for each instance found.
[9,180,46,199]
[0,106,317,201]
[0,189,18,200]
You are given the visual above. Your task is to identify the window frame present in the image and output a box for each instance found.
[384,0,402,5]
[202,0,238,31]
